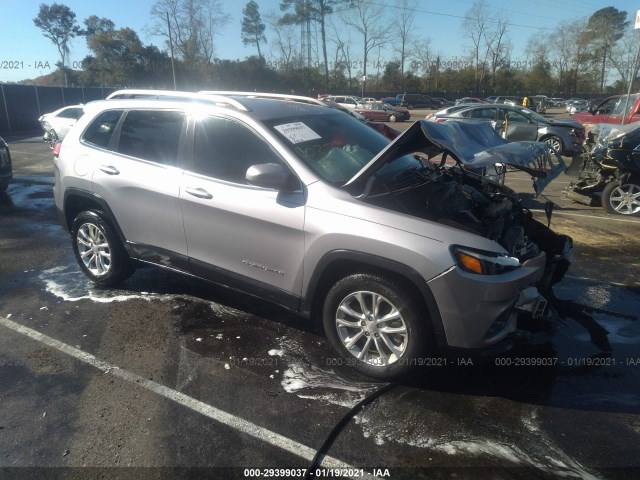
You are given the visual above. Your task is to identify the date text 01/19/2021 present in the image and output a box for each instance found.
[243,468,391,477]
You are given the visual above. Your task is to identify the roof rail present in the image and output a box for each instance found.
[198,91,325,107]
[105,89,248,111]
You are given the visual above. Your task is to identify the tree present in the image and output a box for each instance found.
[150,0,231,69]
[33,3,83,86]
[340,0,390,94]
[610,27,640,92]
[242,1,266,59]
[484,15,510,90]
[266,12,299,69]
[523,36,553,93]
[586,7,628,93]
[462,0,489,92]
[83,15,115,44]
[279,0,339,89]
[393,0,417,91]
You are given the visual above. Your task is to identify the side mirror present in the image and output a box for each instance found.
[246,163,297,190]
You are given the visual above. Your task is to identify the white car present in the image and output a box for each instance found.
[323,95,364,109]
[39,105,85,147]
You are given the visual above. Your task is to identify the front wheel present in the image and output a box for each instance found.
[543,135,563,155]
[602,181,640,216]
[322,273,430,380]
[71,211,135,285]
[387,114,397,122]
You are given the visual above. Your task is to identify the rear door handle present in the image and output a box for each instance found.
[99,165,120,175]
[185,187,213,199]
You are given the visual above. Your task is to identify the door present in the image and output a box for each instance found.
[89,109,188,264]
[180,115,306,299]
[500,109,538,142]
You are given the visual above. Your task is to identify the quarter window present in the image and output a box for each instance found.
[117,110,185,166]
[193,117,285,184]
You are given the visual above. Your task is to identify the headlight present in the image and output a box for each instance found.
[452,246,521,275]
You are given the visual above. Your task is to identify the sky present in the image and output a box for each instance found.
[1,0,639,84]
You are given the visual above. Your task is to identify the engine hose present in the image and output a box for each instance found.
[303,380,398,479]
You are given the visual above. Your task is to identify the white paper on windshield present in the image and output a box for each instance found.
[521,109,533,114]
[274,122,321,144]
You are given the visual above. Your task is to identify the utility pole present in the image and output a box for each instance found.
[167,12,177,90]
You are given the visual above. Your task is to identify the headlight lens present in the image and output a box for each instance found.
[452,246,521,275]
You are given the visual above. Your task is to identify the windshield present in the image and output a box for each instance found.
[267,111,418,184]
[612,95,639,115]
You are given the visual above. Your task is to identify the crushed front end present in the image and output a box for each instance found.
[346,120,573,351]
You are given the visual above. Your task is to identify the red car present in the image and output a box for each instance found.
[572,94,640,130]
[354,102,410,122]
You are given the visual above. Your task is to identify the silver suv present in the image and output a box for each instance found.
[53,91,572,380]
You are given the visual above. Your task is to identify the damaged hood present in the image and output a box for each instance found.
[344,120,566,195]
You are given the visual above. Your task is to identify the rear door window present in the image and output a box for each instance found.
[81,110,124,149]
[117,110,185,166]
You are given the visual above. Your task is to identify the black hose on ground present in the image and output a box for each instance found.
[303,380,398,479]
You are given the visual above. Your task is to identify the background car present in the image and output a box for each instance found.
[0,136,12,192]
[565,98,585,113]
[380,96,401,106]
[38,104,85,147]
[322,95,364,109]
[454,97,489,105]
[440,103,585,156]
[567,100,589,115]
[425,104,476,122]
[396,93,435,109]
[431,97,454,108]
[355,102,410,122]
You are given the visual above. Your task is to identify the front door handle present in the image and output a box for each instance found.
[99,165,120,175]
[185,187,213,199]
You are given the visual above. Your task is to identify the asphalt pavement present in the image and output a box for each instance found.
[1,124,639,480]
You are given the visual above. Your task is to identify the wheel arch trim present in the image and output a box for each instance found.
[303,249,447,344]
[63,188,131,253]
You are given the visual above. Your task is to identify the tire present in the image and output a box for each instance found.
[388,114,397,122]
[71,211,135,286]
[543,135,563,155]
[46,129,58,149]
[602,180,640,216]
[322,273,430,380]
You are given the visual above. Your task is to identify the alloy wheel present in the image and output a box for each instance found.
[335,290,408,366]
[76,222,112,276]
[607,183,640,215]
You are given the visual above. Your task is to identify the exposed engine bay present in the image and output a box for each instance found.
[346,120,574,294]
[340,120,621,350]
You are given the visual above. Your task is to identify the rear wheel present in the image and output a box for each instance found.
[71,211,135,285]
[602,181,640,216]
[322,273,430,380]
[45,129,58,149]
